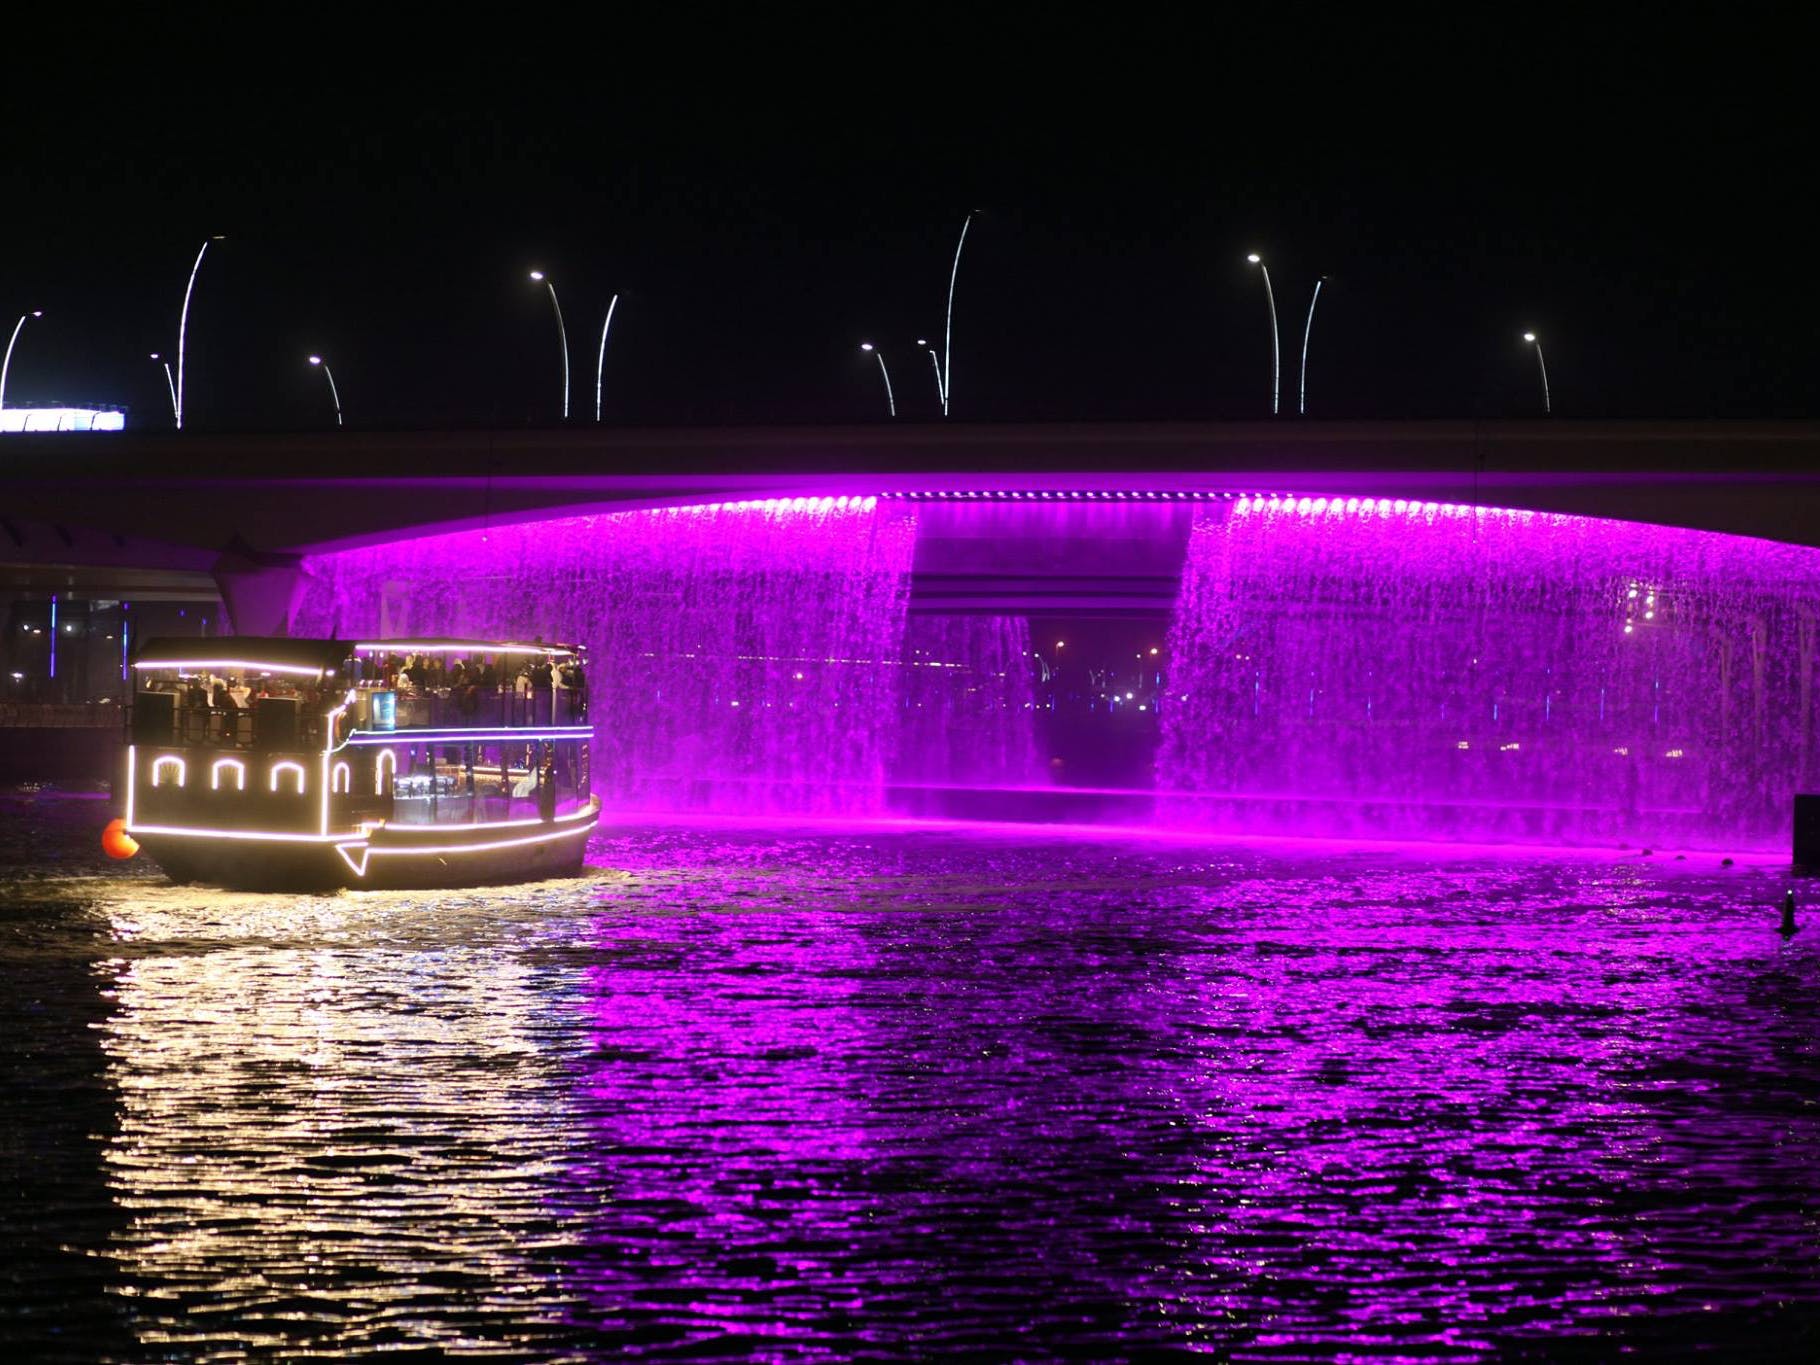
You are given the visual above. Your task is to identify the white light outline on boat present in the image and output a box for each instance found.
[375,748,396,794]
[270,760,307,793]
[127,800,598,850]
[375,803,600,833]
[125,746,137,824]
[333,818,594,878]
[332,760,351,793]
[318,689,356,833]
[345,726,592,745]
[151,755,185,787]
[132,658,327,677]
[125,823,351,843]
[210,757,246,790]
[351,641,580,657]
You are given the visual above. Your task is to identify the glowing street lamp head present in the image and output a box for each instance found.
[307,355,323,366]
[1246,253,1262,264]
[29,310,42,318]
[149,352,160,360]
[859,342,875,352]
[916,338,928,347]
[1523,332,1538,343]
[529,270,546,282]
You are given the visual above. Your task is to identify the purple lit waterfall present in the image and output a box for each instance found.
[296,500,918,813]
[895,615,1040,791]
[294,499,1041,816]
[1157,497,1820,850]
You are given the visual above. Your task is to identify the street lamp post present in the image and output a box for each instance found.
[529,270,570,420]
[0,309,44,417]
[176,236,224,430]
[942,212,973,417]
[594,293,619,423]
[307,355,343,427]
[860,342,895,417]
[148,353,177,424]
[1522,331,1551,414]
[1298,277,1326,416]
[1246,253,1280,415]
[917,337,944,409]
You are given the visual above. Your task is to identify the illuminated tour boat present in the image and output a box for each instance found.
[122,637,599,891]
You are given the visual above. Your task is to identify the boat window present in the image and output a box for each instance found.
[348,647,588,731]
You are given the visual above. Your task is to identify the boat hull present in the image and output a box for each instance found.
[136,801,600,893]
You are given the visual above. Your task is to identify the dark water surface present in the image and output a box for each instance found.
[3,793,1817,1361]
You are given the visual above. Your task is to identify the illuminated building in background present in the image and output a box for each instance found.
[0,406,127,433]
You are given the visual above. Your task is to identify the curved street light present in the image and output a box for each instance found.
[1522,331,1551,415]
[0,309,44,416]
[1246,253,1280,416]
[594,293,619,423]
[176,236,224,430]
[1298,277,1327,416]
[148,353,177,424]
[529,270,570,420]
[917,337,944,408]
[307,354,343,427]
[860,342,895,417]
[942,211,973,416]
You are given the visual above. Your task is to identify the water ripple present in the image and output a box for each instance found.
[3,799,1817,1360]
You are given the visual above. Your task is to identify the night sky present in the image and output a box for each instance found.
[1,17,1808,431]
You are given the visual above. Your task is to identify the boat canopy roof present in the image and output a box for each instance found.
[132,636,349,674]
[352,638,584,657]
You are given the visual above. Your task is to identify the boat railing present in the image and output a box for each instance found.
[125,684,587,752]
[125,699,324,750]
[374,687,588,732]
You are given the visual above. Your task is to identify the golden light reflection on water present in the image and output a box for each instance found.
[96,881,598,1358]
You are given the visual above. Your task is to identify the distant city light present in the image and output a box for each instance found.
[0,408,127,433]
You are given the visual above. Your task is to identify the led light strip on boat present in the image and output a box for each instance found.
[333,818,594,878]
[345,727,592,745]
[131,659,329,676]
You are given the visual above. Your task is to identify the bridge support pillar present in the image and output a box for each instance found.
[211,539,307,636]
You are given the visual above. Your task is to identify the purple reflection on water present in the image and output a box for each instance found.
[548,824,1820,1359]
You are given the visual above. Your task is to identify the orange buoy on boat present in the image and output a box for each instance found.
[102,818,139,860]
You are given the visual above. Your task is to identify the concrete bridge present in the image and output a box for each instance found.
[5,419,1820,630]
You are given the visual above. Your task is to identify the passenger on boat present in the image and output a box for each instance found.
[531,658,553,723]
[558,659,586,720]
